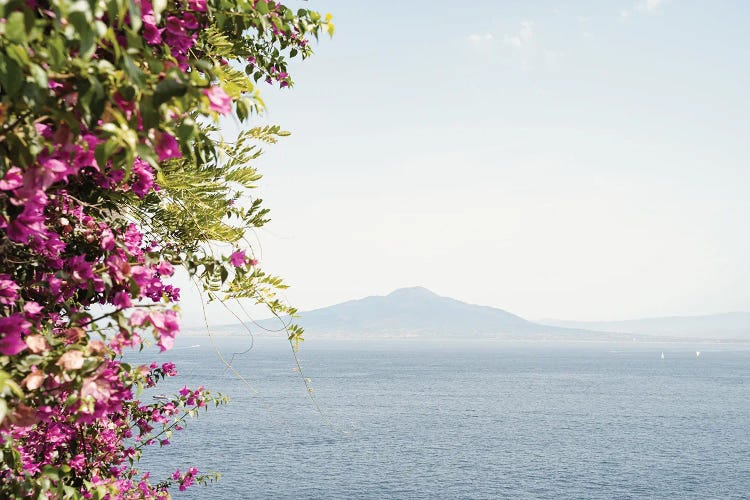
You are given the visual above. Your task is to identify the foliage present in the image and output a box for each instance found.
[0,0,331,496]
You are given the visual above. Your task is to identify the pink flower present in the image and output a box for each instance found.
[22,366,45,390]
[163,15,199,69]
[100,225,116,251]
[155,132,181,162]
[161,362,177,376]
[112,291,132,308]
[188,0,206,11]
[39,156,74,186]
[155,260,174,276]
[179,467,198,490]
[7,202,46,244]
[0,166,23,190]
[163,284,180,302]
[131,158,155,197]
[139,0,163,45]
[5,402,37,429]
[149,309,179,351]
[57,350,84,370]
[25,334,49,354]
[124,223,143,254]
[129,309,149,327]
[0,314,30,355]
[67,255,94,284]
[88,339,107,354]
[166,16,189,36]
[69,454,86,472]
[229,250,246,267]
[0,274,19,305]
[23,301,43,319]
[180,13,199,30]
[142,13,162,45]
[80,374,111,402]
[77,361,131,422]
[202,86,232,115]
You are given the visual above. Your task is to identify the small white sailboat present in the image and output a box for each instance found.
[696,351,701,358]
[174,344,201,350]
[660,352,665,360]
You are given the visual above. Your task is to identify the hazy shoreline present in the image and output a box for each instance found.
[178,331,750,344]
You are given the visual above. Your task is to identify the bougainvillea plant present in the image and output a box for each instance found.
[0,0,332,496]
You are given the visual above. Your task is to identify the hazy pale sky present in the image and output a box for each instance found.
[179,0,750,326]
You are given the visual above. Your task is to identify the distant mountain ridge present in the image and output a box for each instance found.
[188,287,750,341]
[267,287,621,340]
[540,312,750,341]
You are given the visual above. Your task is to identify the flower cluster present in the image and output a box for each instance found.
[172,467,200,491]
[141,0,206,70]
[0,0,331,496]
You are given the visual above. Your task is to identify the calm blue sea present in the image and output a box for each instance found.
[131,337,750,499]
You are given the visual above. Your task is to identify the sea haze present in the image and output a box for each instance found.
[134,336,750,499]
[541,312,750,341]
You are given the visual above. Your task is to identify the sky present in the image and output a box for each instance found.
[179,0,750,327]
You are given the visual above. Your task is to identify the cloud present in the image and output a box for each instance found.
[504,21,561,71]
[636,0,667,12]
[466,21,559,72]
[622,0,669,18]
[542,50,563,71]
[467,32,494,46]
[578,16,593,37]
[503,21,534,48]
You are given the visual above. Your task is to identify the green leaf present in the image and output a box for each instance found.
[0,56,22,97]
[46,35,66,68]
[68,5,97,59]
[41,465,61,481]
[21,354,44,366]
[95,137,120,167]
[136,143,159,168]
[79,76,106,125]
[154,78,188,107]
[127,0,142,32]
[5,11,27,43]
[139,94,159,130]
[236,98,248,121]
[256,1,269,15]
[194,59,214,73]
[118,85,136,101]
[176,118,196,142]
[122,54,145,87]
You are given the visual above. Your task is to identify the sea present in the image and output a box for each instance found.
[130,336,750,499]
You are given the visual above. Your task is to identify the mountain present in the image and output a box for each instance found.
[267,287,621,339]
[540,312,750,341]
